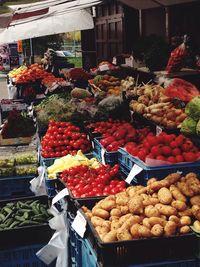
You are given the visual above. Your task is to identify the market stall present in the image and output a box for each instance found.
[1,54,200,266]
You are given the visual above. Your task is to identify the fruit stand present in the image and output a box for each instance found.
[1,57,200,267]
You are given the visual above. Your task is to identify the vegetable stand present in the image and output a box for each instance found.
[1,60,200,267]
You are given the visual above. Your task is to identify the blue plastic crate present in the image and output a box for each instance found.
[118,148,200,185]
[0,176,34,200]
[0,244,55,267]
[93,137,118,165]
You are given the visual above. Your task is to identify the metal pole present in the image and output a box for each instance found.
[30,38,34,64]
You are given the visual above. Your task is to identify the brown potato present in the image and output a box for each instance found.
[101,200,116,211]
[177,182,194,197]
[180,216,191,226]
[130,223,140,239]
[169,185,187,202]
[193,220,200,232]
[147,178,157,186]
[152,193,158,198]
[120,206,129,215]
[143,218,151,229]
[102,221,111,229]
[144,205,160,218]
[91,216,105,227]
[178,209,193,217]
[143,197,159,206]
[102,230,117,242]
[109,216,120,222]
[158,187,173,204]
[165,173,181,184]
[111,221,122,231]
[128,196,144,214]
[119,214,133,225]
[192,205,200,221]
[116,195,129,206]
[110,208,121,217]
[93,209,110,219]
[164,221,177,236]
[151,224,164,237]
[155,204,177,216]
[85,211,92,218]
[171,200,187,211]
[138,225,152,238]
[95,225,110,235]
[179,226,190,234]
[148,217,166,227]
[169,215,180,225]
[190,195,200,206]
[117,229,132,241]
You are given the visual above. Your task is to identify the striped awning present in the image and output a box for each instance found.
[0,0,102,44]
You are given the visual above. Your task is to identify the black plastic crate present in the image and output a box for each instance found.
[0,176,34,200]
[0,195,55,266]
[76,202,200,266]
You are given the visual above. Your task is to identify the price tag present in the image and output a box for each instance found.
[99,64,109,72]
[125,57,133,67]
[101,148,106,165]
[112,57,117,65]
[125,164,143,184]
[52,188,69,206]
[72,211,87,238]
[36,244,58,265]
[156,126,162,136]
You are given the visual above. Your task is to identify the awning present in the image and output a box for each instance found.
[118,0,198,9]
[0,0,102,44]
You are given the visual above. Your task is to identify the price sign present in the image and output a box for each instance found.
[125,164,143,184]
[156,126,162,136]
[72,211,87,238]
[101,148,106,165]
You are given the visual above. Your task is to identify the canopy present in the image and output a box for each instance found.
[0,0,102,44]
[118,0,198,9]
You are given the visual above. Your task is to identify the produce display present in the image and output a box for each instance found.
[164,78,199,102]
[34,94,74,128]
[82,172,200,242]
[0,199,52,230]
[15,164,38,176]
[41,121,91,158]
[1,110,35,139]
[0,154,14,167]
[89,75,122,96]
[125,132,200,164]
[47,150,100,179]
[0,167,14,177]
[60,163,126,197]
[15,151,38,165]
[181,96,200,136]
[86,120,151,152]
[8,64,48,84]
[129,83,186,129]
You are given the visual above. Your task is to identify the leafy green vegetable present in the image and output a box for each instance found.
[185,96,200,120]
[180,117,197,135]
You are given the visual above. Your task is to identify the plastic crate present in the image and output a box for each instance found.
[67,209,200,267]
[0,175,34,200]
[93,137,118,165]
[0,195,55,266]
[0,244,55,267]
[118,148,200,185]
[76,202,200,266]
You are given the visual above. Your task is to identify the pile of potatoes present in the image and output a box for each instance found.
[82,172,200,242]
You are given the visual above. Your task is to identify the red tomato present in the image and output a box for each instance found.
[151,146,162,157]
[175,155,184,163]
[183,152,197,162]
[172,148,181,156]
[167,156,177,164]
[161,146,172,156]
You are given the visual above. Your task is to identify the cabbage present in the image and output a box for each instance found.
[185,96,200,120]
[196,119,200,136]
[180,117,197,135]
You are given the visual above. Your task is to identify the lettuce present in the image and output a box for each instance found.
[185,96,200,120]
[180,117,197,135]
